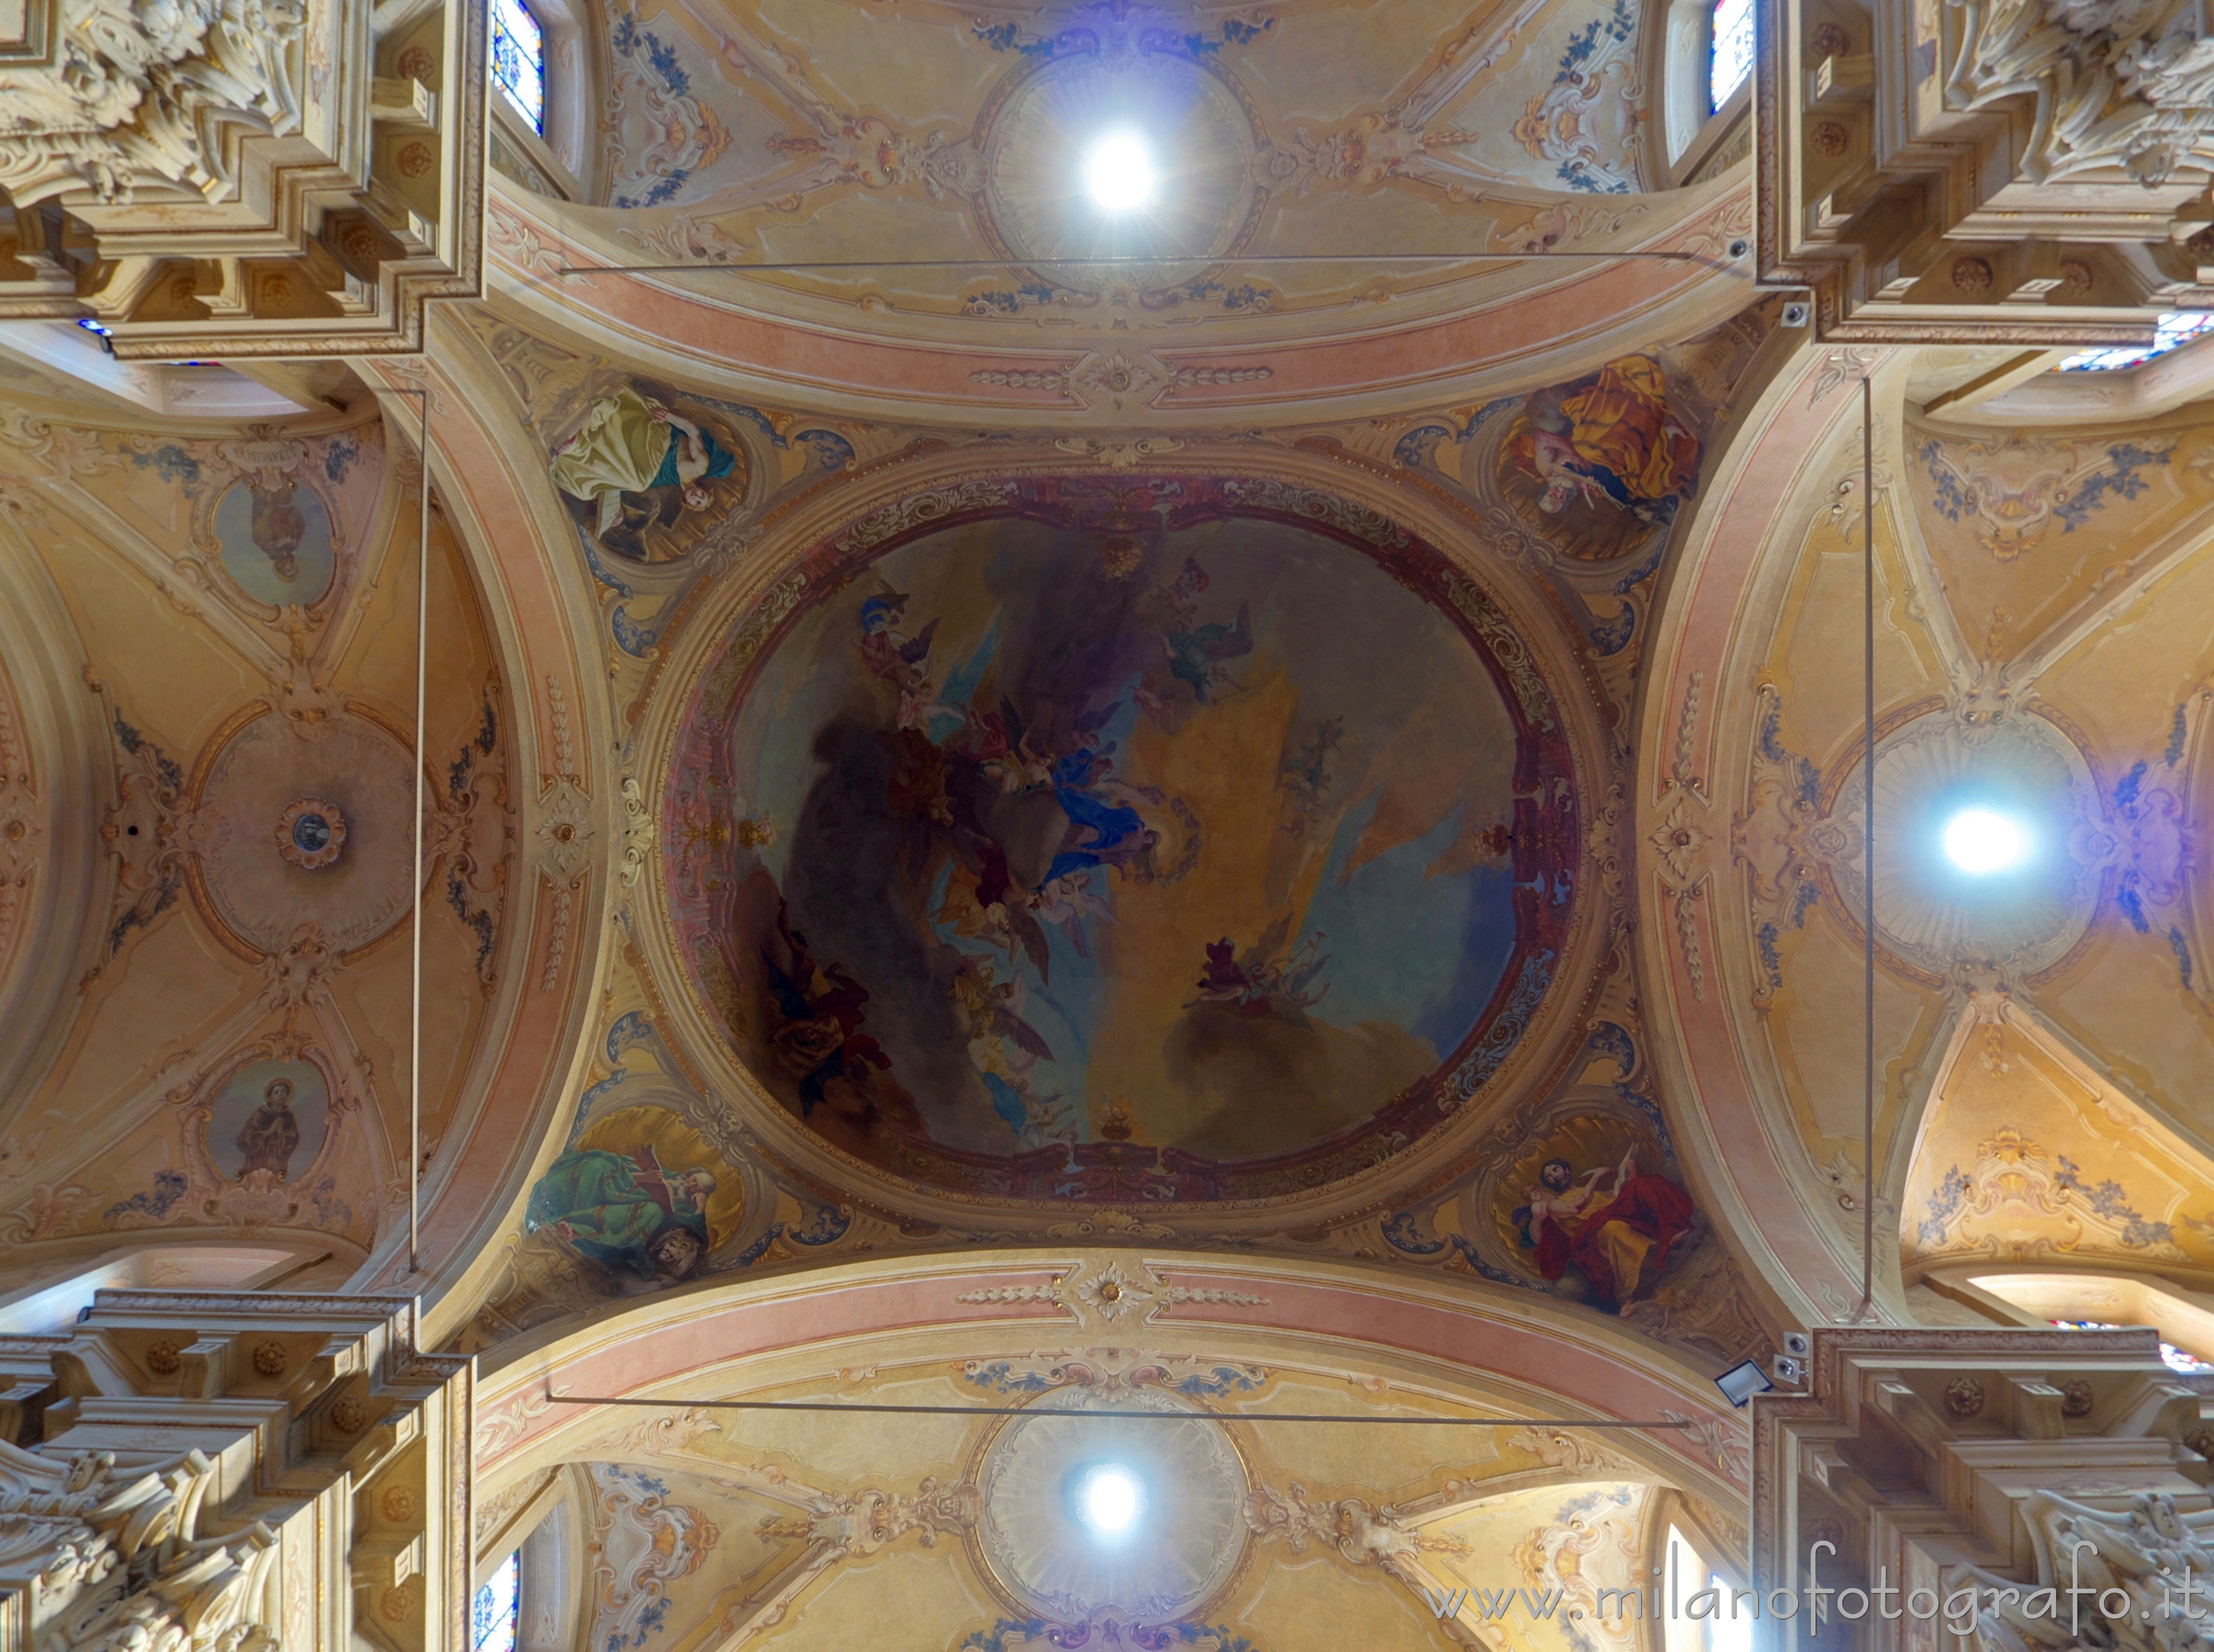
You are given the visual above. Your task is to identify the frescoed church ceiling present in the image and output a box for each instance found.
[0,399,519,1284]
[578,0,1658,230]
[483,0,1755,421]
[439,296,1780,1367]
[457,299,1770,763]
[23,0,2214,1623]
[1634,338,2214,1331]
[474,1310,1727,1652]
[1901,1015,2214,1285]
[677,497,1563,1197]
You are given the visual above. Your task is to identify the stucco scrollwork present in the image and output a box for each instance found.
[0,1447,281,1652]
[1945,0,2214,185]
[0,668,39,986]
[0,0,306,205]
[1968,1492,2214,1652]
[1244,1481,1471,1575]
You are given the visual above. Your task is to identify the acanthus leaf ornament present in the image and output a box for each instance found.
[0,0,308,207]
[1946,0,2214,185]
[619,776,654,890]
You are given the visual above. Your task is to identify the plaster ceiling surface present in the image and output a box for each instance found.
[17,28,2214,1635]
[469,1249,1748,1652]
[1633,339,2214,1330]
[0,405,519,1286]
[486,0,1756,419]
[1900,1015,2214,1283]
[448,298,1790,1369]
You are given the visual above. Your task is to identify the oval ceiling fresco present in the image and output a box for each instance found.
[664,478,1577,1203]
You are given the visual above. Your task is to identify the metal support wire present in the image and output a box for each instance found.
[552,248,1746,278]
[386,383,432,1279]
[1859,372,1877,1320]
[548,1394,1694,1429]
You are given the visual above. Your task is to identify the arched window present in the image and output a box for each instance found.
[1708,0,1754,106]
[490,0,547,134]
[472,1551,521,1652]
[1661,0,1755,181]
[2059,310,2214,372]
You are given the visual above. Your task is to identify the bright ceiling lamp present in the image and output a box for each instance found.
[1077,1464,1144,1538]
[1083,131,1156,214]
[1942,807,2028,875]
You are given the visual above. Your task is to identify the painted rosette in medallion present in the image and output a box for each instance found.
[184,706,421,960]
[658,473,1586,1211]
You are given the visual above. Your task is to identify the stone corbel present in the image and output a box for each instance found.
[0,1292,469,1652]
[1752,1327,2213,1652]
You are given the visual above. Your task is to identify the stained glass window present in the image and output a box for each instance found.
[2058,310,2214,373]
[472,1552,520,1652]
[2050,1319,2214,1374]
[490,0,545,134]
[1710,0,1754,109]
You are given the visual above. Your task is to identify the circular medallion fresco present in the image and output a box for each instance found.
[664,478,1577,1203]
[193,711,416,955]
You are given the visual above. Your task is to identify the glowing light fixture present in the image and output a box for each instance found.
[1942,807,2027,875]
[1077,1465,1143,1537]
[1083,131,1156,214]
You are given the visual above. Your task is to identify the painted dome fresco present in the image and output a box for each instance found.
[665,478,1577,1202]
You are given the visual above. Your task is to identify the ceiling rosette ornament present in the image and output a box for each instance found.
[1825,707,2105,980]
[972,25,1267,298]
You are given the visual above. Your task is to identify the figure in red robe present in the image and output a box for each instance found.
[1516,1148,1694,1314]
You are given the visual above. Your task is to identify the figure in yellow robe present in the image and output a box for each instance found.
[1507,355,1700,520]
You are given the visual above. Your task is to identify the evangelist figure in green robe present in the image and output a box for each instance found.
[525,1145,717,1283]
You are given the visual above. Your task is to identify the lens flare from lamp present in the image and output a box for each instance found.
[1942,807,2027,875]
[1083,131,1156,214]
[1077,1465,1144,1538]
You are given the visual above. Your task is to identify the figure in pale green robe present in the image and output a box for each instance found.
[525,1145,716,1280]
[550,389,737,537]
